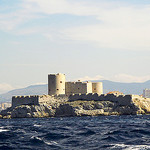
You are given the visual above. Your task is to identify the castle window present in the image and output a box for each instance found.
[94,88,96,90]
[60,81,62,83]
[57,89,59,90]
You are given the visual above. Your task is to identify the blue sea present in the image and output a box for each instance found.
[1,115,150,150]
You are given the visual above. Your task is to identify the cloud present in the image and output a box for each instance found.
[61,5,150,51]
[24,0,150,51]
[0,2,42,32]
[78,74,150,83]
[0,83,14,94]
[34,82,47,85]
[112,74,150,83]
[77,75,105,82]
[25,0,100,16]
[1,0,150,51]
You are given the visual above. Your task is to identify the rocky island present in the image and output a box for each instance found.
[1,94,150,119]
[1,73,150,119]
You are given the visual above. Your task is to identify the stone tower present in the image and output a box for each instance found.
[48,73,66,95]
[92,82,103,95]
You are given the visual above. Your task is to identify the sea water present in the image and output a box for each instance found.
[0,115,150,150]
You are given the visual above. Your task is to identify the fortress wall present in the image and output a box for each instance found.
[65,81,103,96]
[68,93,134,106]
[65,81,92,95]
[12,96,39,107]
[69,93,118,101]
[12,94,69,107]
[86,93,99,100]
[116,95,133,106]
[12,93,143,108]
[38,95,55,104]
[103,94,118,102]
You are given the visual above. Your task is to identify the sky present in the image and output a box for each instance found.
[0,0,150,94]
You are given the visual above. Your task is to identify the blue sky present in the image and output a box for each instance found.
[0,0,150,94]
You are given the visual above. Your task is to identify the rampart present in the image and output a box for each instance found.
[12,93,148,108]
[12,95,68,107]
[12,96,39,107]
[68,93,147,106]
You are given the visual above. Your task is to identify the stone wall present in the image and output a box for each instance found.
[12,93,144,108]
[12,94,68,107]
[68,93,134,105]
[65,81,92,95]
[12,96,39,107]
[38,95,55,104]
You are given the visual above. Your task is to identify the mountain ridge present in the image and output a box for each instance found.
[0,80,150,103]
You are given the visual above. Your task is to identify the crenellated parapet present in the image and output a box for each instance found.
[12,95,39,107]
[12,93,147,108]
[68,93,135,106]
[12,95,61,107]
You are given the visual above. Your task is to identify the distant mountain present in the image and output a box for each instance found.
[0,84,48,103]
[0,80,150,103]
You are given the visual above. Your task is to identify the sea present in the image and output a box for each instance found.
[1,115,150,150]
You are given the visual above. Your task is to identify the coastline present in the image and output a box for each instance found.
[1,95,150,119]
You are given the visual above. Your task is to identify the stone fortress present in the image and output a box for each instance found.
[1,72,150,119]
[12,73,103,107]
[12,73,148,108]
[48,73,103,96]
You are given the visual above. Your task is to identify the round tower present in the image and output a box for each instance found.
[92,82,103,95]
[48,73,65,95]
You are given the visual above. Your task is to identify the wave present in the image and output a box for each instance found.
[0,116,150,149]
[33,124,42,127]
[111,144,150,150]
[0,129,9,132]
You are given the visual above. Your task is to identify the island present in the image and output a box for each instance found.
[1,73,150,119]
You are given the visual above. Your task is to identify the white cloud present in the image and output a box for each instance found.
[78,74,150,83]
[0,3,42,32]
[25,0,100,16]
[76,75,105,82]
[1,0,150,51]
[61,5,150,51]
[112,74,150,83]
[25,0,150,51]
[34,82,47,85]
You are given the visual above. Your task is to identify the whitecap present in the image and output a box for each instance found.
[33,124,42,127]
[0,129,9,132]
[111,144,150,150]
[44,141,58,146]
[31,136,42,141]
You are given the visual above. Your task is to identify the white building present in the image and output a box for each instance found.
[143,89,150,98]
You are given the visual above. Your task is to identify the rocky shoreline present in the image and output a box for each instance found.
[1,96,150,119]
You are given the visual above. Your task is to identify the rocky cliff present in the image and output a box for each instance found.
[1,96,150,119]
